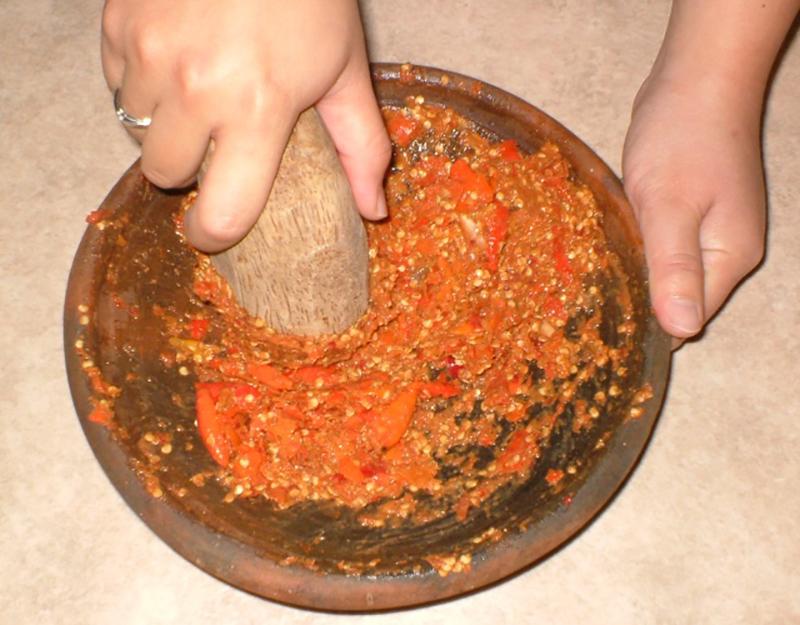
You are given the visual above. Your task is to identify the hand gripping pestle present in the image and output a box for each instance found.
[203,108,370,335]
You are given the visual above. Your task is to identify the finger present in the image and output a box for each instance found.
[184,116,294,252]
[699,207,765,321]
[316,56,391,221]
[631,189,706,338]
[140,100,209,188]
[115,60,161,143]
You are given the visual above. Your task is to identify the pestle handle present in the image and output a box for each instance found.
[206,108,370,335]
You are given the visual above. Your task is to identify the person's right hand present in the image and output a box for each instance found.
[101,0,391,252]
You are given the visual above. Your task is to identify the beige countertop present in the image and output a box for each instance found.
[2,1,798,623]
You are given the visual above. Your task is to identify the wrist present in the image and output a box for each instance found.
[642,0,800,119]
[638,42,766,127]
[655,30,765,98]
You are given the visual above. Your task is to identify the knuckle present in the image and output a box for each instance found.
[241,78,289,121]
[174,55,210,102]
[623,170,698,223]
[130,20,167,68]
[665,252,703,274]
[623,174,660,221]
[101,0,123,42]
[174,61,290,124]
[621,170,643,202]
[651,251,703,280]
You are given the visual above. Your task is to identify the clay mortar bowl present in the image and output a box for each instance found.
[64,64,670,611]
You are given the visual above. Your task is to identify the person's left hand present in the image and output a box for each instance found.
[622,68,767,348]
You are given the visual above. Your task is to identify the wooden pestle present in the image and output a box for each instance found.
[203,108,369,335]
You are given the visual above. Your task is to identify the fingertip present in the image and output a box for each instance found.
[184,177,264,253]
[648,254,706,339]
[357,186,388,221]
[655,294,704,339]
[346,139,390,221]
[632,189,707,341]
[183,201,245,253]
[316,68,392,222]
[374,190,388,220]
[332,124,390,221]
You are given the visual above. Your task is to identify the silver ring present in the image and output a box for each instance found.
[113,89,151,129]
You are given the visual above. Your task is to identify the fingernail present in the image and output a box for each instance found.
[667,297,702,334]
[375,192,388,220]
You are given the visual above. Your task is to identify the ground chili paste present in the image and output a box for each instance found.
[173,98,643,524]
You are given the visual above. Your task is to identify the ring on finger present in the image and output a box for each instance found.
[113,89,152,129]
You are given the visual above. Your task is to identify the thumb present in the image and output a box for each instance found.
[630,187,706,338]
[316,57,391,221]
